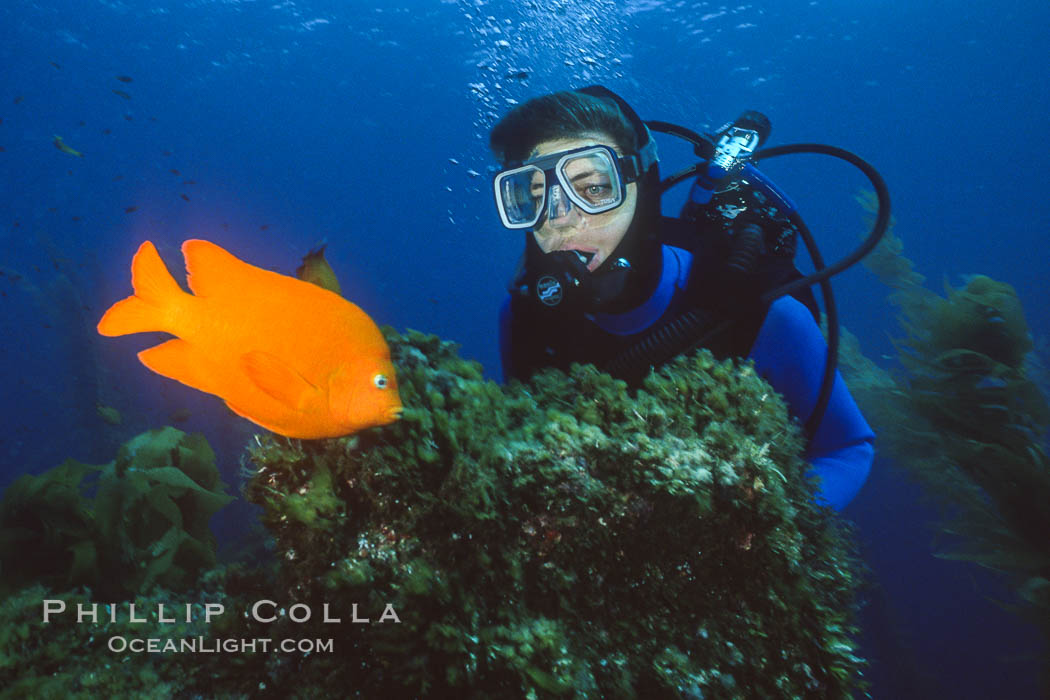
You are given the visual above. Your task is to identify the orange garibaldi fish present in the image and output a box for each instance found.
[98,239,402,439]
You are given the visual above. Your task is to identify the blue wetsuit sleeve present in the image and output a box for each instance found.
[748,297,875,510]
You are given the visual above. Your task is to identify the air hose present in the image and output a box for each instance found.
[603,309,732,382]
[754,144,890,437]
[630,129,891,438]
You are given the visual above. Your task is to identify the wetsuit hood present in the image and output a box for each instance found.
[517,85,663,315]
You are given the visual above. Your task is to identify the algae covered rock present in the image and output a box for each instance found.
[0,579,231,699]
[242,329,863,698]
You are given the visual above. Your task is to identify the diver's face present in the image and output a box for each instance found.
[529,134,637,273]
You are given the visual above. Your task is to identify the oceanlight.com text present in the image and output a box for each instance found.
[107,636,334,654]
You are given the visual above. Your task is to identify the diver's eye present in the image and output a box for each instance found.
[373,374,389,389]
[576,181,613,205]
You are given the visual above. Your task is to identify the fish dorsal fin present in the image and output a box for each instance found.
[182,239,256,298]
[241,351,318,410]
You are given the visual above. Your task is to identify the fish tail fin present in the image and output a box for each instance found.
[97,241,184,336]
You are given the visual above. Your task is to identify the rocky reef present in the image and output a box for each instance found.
[0,332,864,698]
[233,329,864,698]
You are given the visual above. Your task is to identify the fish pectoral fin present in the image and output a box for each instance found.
[240,351,318,410]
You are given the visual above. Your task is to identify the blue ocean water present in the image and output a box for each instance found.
[1,1,1047,697]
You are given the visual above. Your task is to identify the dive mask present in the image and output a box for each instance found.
[494,144,647,229]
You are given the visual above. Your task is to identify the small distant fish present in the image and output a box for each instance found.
[295,244,342,296]
[124,206,138,213]
[116,75,133,83]
[102,128,112,134]
[166,407,192,423]
[123,114,133,121]
[52,135,83,157]
[71,216,81,222]
[112,89,131,100]
[180,194,190,201]
[161,149,172,156]
[0,146,5,152]
[169,407,192,423]
[96,402,122,425]
[14,96,24,104]
[170,168,181,175]
[50,62,61,69]
[182,179,196,185]
[97,240,402,438]
[260,225,269,231]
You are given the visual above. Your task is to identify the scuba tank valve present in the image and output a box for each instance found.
[685,111,772,209]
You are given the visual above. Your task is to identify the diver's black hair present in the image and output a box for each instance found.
[489,91,640,165]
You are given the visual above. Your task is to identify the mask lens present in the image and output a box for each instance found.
[494,146,626,229]
[547,183,572,221]
[496,165,544,228]
[558,149,622,214]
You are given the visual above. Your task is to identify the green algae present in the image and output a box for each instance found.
[0,334,864,698]
[841,192,1050,664]
[0,427,233,598]
[234,329,865,698]
[0,577,232,699]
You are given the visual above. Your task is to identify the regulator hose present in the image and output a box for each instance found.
[753,144,890,437]
[651,134,891,438]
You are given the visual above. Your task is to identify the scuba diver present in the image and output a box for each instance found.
[492,87,886,510]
